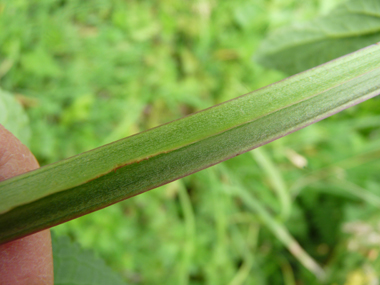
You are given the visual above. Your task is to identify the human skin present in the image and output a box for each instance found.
[0,125,54,284]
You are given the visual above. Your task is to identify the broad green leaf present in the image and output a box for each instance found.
[256,0,380,75]
[0,89,31,147]
[52,234,127,285]
[0,44,379,244]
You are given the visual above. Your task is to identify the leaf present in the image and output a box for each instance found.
[0,44,379,244]
[0,89,31,147]
[52,234,127,285]
[256,0,380,75]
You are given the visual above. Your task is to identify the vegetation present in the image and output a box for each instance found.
[1,0,380,284]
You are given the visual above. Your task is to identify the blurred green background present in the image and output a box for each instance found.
[1,0,380,284]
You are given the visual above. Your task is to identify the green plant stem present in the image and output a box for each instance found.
[0,44,379,244]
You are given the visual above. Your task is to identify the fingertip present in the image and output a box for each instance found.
[0,124,39,180]
[0,124,54,284]
[0,230,54,285]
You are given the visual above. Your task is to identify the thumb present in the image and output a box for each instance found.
[0,124,54,285]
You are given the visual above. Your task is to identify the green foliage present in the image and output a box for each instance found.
[52,234,127,285]
[1,0,380,284]
[0,89,31,146]
[256,0,380,74]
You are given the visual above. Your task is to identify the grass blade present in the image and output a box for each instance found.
[236,186,326,281]
[0,44,379,244]
[251,148,291,220]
